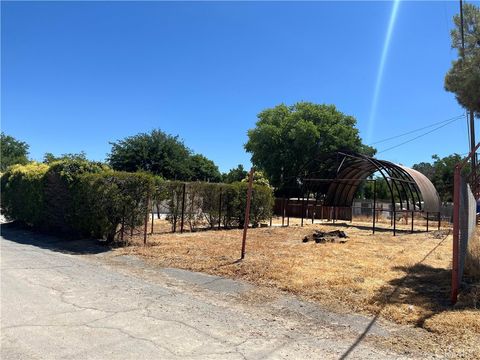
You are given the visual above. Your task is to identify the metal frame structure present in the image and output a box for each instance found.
[297,152,441,235]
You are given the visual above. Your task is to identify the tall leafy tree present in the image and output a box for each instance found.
[444,3,480,115]
[0,132,29,171]
[222,164,248,183]
[108,129,221,182]
[413,154,465,202]
[245,102,375,192]
[188,154,221,182]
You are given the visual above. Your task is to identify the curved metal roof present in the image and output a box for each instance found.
[317,153,440,213]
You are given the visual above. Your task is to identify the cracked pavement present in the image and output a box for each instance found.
[1,227,417,359]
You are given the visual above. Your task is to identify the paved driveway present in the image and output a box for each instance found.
[1,226,413,359]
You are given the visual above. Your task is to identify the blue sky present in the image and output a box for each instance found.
[2,1,477,172]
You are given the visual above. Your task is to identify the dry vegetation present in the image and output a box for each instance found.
[118,217,480,356]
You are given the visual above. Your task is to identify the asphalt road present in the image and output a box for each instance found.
[1,226,413,359]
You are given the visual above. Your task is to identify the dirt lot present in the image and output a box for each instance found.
[118,218,480,357]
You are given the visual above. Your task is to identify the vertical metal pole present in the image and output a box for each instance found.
[393,209,396,236]
[411,211,414,233]
[180,183,186,233]
[438,212,441,230]
[373,180,376,234]
[312,198,317,224]
[241,168,254,260]
[218,190,222,230]
[426,212,429,232]
[451,166,461,304]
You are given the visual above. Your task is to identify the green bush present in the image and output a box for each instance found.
[1,163,49,227]
[72,172,154,242]
[42,159,109,233]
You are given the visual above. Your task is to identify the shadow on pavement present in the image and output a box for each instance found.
[0,223,110,255]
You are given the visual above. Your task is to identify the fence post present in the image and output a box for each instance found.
[241,168,254,260]
[372,180,376,234]
[451,166,461,304]
[180,183,186,234]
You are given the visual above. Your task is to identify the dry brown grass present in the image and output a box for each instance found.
[117,218,480,355]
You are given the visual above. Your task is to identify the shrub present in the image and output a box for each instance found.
[72,172,154,242]
[0,163,49,227]
[42,159,109,234]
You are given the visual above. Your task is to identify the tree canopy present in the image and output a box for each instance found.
[245,102,375,192]
[413,154,465,202]
[0,132,29,171]
[444,3,480,115]
[108,129,221,182]
[222,164,248,184]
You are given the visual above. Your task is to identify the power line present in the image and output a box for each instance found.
[377,117,463,154]
[369,114,464,146]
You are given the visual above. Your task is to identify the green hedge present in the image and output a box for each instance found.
[1,161,274,240]
[1,160,154,242]
[1,163,49,228]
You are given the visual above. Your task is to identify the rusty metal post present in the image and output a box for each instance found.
[372,179,376,234]
[438,211,441,231]
[241,168,254,260]
[180,183,186,233]
[451,166,461,304]
[218,190,222,230]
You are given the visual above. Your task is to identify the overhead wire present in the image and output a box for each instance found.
[369,114,464,146]
[377,114,466,154]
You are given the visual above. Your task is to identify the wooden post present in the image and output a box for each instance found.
[241,168,254,260]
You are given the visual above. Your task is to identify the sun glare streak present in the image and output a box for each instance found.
[366,0,401,143]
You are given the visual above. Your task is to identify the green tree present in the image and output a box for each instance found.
[444,3,480,115]
[413,154,465,202]
[108,129,220,181]
[43,151,88,164]
[245,102,375,192]
[223,164,248,183]
[0,132,29,171]
[188,154,221,182]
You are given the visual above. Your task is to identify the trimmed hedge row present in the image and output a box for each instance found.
[1,160,274,241]
[1,160,153,242]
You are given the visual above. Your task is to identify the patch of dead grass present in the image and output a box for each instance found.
[117,219,480,355]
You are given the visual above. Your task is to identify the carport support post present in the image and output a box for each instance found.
[411,211,414,233]
[180,183,186,233]
[241,168,254,260]
[393,209,396,236]
[372,180,376,234]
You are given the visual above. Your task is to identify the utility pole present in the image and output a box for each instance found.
[459,0,476,170]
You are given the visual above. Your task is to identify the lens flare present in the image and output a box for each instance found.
[366,0,401,143]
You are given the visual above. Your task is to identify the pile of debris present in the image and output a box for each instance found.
[302,230,349,244]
